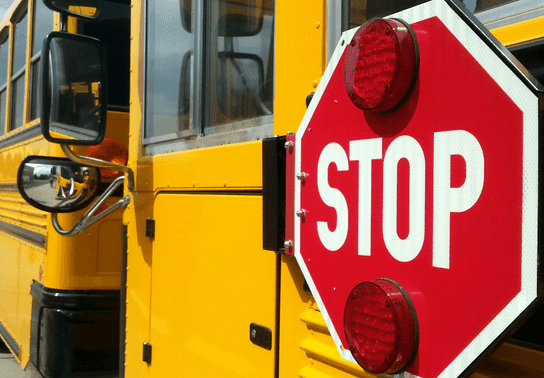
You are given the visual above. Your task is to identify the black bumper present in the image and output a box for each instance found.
[30,281,120,378]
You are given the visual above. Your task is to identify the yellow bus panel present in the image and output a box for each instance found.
[148,193,276,377]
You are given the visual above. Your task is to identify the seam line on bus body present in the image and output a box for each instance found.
[0,220,46,247]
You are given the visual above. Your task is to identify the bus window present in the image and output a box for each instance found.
[343,0,522,31]
[30,0,54,121]
[77,0,130,110]
[144,0,275,154]
[0,29,8,135]
[473,0,518,13]
[145,0,194,138]
[510,41,544,85]
[10,7,28,130]
[206,0,274,135]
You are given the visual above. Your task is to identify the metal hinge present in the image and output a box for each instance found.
[146,218,155,238]
[143,342,152,363]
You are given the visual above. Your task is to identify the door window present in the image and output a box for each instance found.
[144,0,275,154]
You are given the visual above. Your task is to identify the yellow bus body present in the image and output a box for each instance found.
[0,0,127,374]
[1,0,543,377]
[121,1,544,378]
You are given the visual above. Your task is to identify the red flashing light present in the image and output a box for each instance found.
[344,19,419,113]
[344,279,418,374]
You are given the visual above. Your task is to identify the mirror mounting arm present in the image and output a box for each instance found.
[61,144,134,191]
[59,13,68,32]
[52,176,130,236]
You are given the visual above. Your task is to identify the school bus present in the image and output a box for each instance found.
[0,0,128,377]
[3,0,544,377]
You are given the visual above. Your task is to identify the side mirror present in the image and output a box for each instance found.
[43,0,103,20]
[17,156,101,213]
[41,32,108,146]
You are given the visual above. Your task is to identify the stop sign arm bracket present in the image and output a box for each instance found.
[263,136,287,253]
[285,134,296,256]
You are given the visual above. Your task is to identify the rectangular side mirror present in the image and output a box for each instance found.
[41,31,108,146]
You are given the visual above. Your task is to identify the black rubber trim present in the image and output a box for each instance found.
[445,0,544,95]
[0,220,46,247]
[108,105,129,113]
[30,281,120,310]
[0,320,20,357]
[119,224,127,378]
[263,136,286,252]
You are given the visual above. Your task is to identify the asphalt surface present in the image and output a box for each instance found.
[0,339,41,378]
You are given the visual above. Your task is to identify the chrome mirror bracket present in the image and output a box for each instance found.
[52,175,130,236]
[61,144,134,191]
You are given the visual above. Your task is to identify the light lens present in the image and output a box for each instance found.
[344,19,419,113]
[344,279,418,374]
[86,137,128,178]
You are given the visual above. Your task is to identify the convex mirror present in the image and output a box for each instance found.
[43,0,102,20]
[41,32,108,145]
[18,156,101,213]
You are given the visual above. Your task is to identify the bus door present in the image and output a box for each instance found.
[142,0,276,376]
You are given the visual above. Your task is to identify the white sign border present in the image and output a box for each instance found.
[293,0,539,377]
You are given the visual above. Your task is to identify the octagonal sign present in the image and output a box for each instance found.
[290,0,540,377]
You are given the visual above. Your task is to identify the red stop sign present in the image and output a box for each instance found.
[289,1,540,377]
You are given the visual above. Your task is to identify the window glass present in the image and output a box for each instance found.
[0,94,6,136]
[0,32,8,136]
[0,34,9,89]
[33,0,50,55]
[206,0,274,134]
[145,0,275,148]
[13,12,27,70]
[30,0,53,120]
[473,0,518,13]
[345,0,521,29]
[11,79,25,129]
[10,10,28,130]
[77,0,130,109]
[145,0,194,139]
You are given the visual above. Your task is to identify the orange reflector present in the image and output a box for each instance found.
[86,137,128,178]
[344,279,418,374]
[344,19,419,113]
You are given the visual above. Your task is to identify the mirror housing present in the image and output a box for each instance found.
[43,0,103,20]
[17,156,101,213]
[41,31,108,146]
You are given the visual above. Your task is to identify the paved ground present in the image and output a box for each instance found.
[0,339,41,378]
